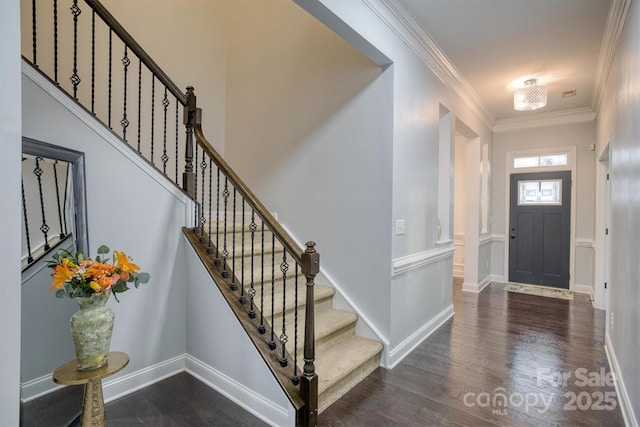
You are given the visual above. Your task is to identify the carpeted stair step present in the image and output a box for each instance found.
[283,308,358,359]
[315,336,384,413]
[253,283,335,322]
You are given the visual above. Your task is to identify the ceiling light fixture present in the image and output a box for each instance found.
[514,79,547,111]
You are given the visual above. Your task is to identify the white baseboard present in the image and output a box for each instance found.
[186,355,293,427]
[102,354,186,403]
[21,375,66,403]
[22,354,186,404]
[462,275,492,293]
[385,304,454,369]
[605,334,638,427]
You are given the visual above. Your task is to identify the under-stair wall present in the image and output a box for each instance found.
[21,64,194,402]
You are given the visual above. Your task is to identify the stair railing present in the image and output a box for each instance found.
[23,0,318,424]
[184,87,319,425]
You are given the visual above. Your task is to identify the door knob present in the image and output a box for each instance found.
[510,228,516,239]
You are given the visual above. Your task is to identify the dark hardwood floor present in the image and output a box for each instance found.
[22,279,624,426]
[321,279,624,426]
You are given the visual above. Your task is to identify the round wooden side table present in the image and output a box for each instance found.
[53,351,129,427]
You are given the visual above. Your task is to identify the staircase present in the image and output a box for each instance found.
[22,0,384,422]
[195,220,384,413]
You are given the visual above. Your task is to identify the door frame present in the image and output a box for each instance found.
[503,146,577,290]
[594,139,611,310]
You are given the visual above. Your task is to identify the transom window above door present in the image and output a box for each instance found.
[514,154,568,169]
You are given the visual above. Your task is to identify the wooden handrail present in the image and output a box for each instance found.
[83,0,187,105]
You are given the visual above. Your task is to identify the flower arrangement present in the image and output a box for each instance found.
[48,245,150,301]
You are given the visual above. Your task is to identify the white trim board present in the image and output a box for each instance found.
[605,334,639,427]
[462,274,492,293]
[22,354,186,404]
[392,246,455,276]
[386,304,454,369]
[186,355,294,427]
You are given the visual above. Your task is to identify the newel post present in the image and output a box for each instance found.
[299,241,319,427]
[182,86,196,199]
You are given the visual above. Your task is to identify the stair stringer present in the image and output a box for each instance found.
[184,234,298,427]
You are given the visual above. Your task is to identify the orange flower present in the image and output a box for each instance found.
[50,258,75,292]
[115,251,139,274]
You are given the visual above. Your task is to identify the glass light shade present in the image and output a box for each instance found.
[514,79,547,111]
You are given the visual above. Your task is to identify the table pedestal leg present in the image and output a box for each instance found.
[81,378,106,427]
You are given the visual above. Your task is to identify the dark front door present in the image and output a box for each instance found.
[509,171,571,289]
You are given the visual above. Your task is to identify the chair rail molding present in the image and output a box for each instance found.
[392,246,455,277]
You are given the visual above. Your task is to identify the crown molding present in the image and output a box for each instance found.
[493,107,596,133]
[363,0,495,128]
[592,0,632,115]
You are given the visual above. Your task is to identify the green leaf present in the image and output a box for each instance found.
[97,245,110,255]
[137,272,150,284]
[55,289,66,298]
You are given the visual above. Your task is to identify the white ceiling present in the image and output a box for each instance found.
[396,0,612,121]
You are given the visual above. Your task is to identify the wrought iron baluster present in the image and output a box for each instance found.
[193,143,199,232]
[150,76,155,164]
[221,177,229,278]
[70,0,82,99]
[292,264,300,384]
[214,168,220,265]
[239,199,246,302]
[137,58,142,152]
[31,0,37,65]
[248,211,257,318]
[279,250,289,367]
[34,157,50,251]
[258,222,266,334]
[91,9,95,113]
[54,0,58,80]
[121,45,130,140]
[108,30,112,127]
[230,188,237,290]
[162,88,170,174]
[268,235,276,350]
[207,158,213,254]
[199,152,207,243]
[53,161,65,239]
[21,177,34,265]
[175,101,179,184]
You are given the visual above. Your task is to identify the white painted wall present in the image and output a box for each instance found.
[295,0,494,358]
[224,0,394,341]
[22,68,192,399]
[21,241,77,401]
[184,239,295,427]
[595,0,640,422]
[0,0,22,423]
[492,122,596,291]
